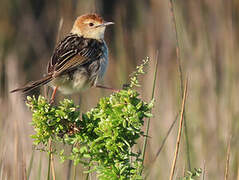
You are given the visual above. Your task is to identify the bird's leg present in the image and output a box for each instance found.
[95,84,120,93]
[50,86,58,104]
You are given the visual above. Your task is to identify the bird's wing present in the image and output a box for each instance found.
[48,34,103,76]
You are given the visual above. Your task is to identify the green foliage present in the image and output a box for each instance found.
[26,59,153,179]
[129,57,149,88]
[180,168,202,180]
[26,97,81,146]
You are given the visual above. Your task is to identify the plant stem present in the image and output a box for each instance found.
[202,160,206,180]
[168,0,191,170]
[169,78,188,180]
[141,52,159,174]
[144,113,178,179]
[73,165,76,180]
[27,150,35,180]
[154,113,178,162]
[47,152,51,180]
[86,166,90,180]
[51,154,56,180]
[67,146,74,180]
[47,139,52,180]
[224,135,232,180]
[37,154,42,180]
[66,160,72,180]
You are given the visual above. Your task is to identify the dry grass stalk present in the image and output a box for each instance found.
[224,135,232,180]
[203,160,206,180]
[237,167,239,180]
[21,152,27,180]
[145,114,178,179]
[154,113,178,162]
[169,78,188,180]
[51,154,56,180]
[50,141,56,180]
[168,0,191,170]
[168,0,183,88]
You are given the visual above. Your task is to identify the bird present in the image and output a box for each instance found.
[10,13,114,102]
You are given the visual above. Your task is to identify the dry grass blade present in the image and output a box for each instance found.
[145,114,178,179]
[27,151,35,180]
[47,141,51,180]
[67,159,72,180]
[73,165,77,180]
[168,0,183,91]
[56,17,64,43]
[47,139,56,180]
[22,152,27,180]
[37,154,42,180]
[169,78,188,180]
[51,154,56,180]
[224,135,232,180]
[168,0,191,170]
[0,163,3,180]
[154,113,178,162]
[202,160,206,180]
[141,52,159,175]
[50,140,56,180]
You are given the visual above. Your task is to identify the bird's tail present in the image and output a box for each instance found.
[10,75,53,93]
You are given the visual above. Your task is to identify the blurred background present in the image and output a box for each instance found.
[0,0,239,179]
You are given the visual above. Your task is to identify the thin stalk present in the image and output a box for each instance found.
[145,113,178,179]
[86,166,90,180]
[47,152,51,180]
[183,115,190,170]
[169,0,191,170]
[27,150,35,180]
[0,163,3,180]
[169,78,188,180]
[141,52,159,174]
[224,135,232,180]
[73,165,76,180]
[56,18,64,43]
[37,154,42,180]
[86,159,91,180]
[169,0,184,90]
[51,154,56,180]
[20,147,27,180]
[67,160,72,180]
[154,113,178,162]
[67,146,74,180]
[202,160,206,180]
[47,139,52,180]
[22,154,27,180]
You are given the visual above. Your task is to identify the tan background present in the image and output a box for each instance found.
[0,0,239,179]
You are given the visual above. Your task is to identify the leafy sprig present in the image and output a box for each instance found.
[27,59,153,179]
[180,168,202,180]
[130,57,149,87]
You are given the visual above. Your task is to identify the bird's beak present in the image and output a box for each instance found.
[96,22,114,28]
[103,22,114,26]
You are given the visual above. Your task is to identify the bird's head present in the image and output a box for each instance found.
[71,13,114,40]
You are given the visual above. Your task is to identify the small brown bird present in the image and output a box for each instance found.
[11,13,114,102]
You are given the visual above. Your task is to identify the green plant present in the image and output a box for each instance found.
[26,59,153,179]
[180,168,202,180]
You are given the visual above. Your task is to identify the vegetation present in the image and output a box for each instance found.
[26,60,153,179]
[180,168,202,180]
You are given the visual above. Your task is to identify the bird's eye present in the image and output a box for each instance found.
[89,23,94,27]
